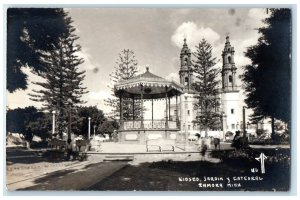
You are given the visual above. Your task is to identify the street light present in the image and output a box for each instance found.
[67,98,72,140]
[52,110,56,137]
[88,117,91,139]
[220,111,225,142]
[184,93,188,148]
[242,106,247,137]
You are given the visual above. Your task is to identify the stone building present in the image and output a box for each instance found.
[177,36,248,140]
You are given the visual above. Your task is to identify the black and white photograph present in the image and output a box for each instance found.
[4,5,294,193]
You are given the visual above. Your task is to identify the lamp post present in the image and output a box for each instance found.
[221,111,225,142]
[184,93,188,148]
[88,117,91,139]
[52,110,56,137]
[93,125,97,138]
[67,98,72,140]
[243,106,246,137]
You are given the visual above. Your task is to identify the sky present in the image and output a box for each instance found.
[6,8,269,117]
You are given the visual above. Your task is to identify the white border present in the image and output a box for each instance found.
[1,0,299,199]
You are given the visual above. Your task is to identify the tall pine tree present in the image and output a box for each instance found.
[29,13,88,138]
[192,39,221,137]
[105,49,142,120]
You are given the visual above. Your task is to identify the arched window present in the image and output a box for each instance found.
[229,75,233,83]
[184,57,188,65]
[185,77,189,86]
[228,56,232,63]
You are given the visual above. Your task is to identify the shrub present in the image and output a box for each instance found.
[231,136,249,149]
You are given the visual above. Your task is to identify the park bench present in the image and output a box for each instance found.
[46,139,66,160]
[146,138,175,152]
[48,138,66,150]
[75,139,91,161]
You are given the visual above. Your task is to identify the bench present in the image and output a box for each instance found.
[75,139,91,152]
[74,139,92,161]
[146,138,176,152]
[48,139,66,150]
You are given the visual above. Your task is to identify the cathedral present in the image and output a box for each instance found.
[177,36,243,139]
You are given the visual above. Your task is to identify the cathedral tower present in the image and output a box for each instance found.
[179,38,193,92]
[222,36,238,92]
[221,36,240,134]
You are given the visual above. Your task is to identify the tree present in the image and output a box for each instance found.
[192,39,221,137]
[73,106,106,137]
[98,120,119,137]
[29,13,88,138]
[6,106,50,141]
[241,9,291,139]
[25,115,52,141]
[105,49,142,120]
[7,8,67,92]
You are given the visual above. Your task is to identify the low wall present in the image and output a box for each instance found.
[118,129,179,144]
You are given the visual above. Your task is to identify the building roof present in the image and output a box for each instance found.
[114,67,184,99]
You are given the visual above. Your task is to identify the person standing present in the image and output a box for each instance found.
[66,138,73,160]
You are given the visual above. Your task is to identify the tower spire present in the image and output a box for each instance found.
[183,37,188,48]
[179,38,193,92]
[224,35,231,50]
[221,36,238,92]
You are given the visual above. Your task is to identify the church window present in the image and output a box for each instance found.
[229,75,233,83]
[188,125,191,130]
[231,109,234,114]
[194,105,197,110]
[185,77,189,86]
[231,124,235,129]
[187,110,190,116]
[228,56,232,63]
[184,58,188,65]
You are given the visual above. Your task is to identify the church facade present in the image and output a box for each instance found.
[176,36,243,139]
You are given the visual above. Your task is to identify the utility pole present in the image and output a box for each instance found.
[243,106,246,137]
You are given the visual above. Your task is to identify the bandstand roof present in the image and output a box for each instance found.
[114,67,184,99]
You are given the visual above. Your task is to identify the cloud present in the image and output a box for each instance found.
[75,47,101,71]
[171,21,220,49]
[241,37,259,49]
[89,90,112,100]
[86,90,114,114]
[6,66,45,109]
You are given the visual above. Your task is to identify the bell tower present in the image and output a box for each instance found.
[221,36,240,135]
[179,38,193,92]
[222,36,238,92]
